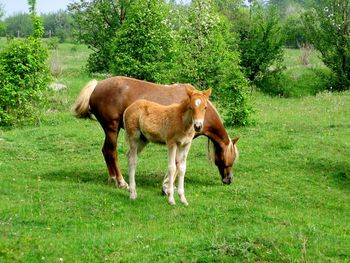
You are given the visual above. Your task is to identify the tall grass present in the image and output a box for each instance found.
[0,43,349,261]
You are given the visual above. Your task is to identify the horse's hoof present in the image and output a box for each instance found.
[168,198,176,205]
[181,200,189,206]
[162,187,168,196]
[130,191,137,200]
[118,180,129,190]
[162,186,177,195]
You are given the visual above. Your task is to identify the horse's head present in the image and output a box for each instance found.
[214,137,239,185]
[186,87,212,132]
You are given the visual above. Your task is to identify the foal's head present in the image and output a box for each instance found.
[186,87,212,132]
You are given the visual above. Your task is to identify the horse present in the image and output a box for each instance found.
[124,87,211,205]
[73,76,239,191]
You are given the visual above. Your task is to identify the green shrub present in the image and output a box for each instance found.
[44,36,59,50]
[173,0,253,126]
[68,0,128,73]
[236,3,285,83]
[110,0,173,82]
[303,0,350,91]
[283,13,307,48]
[0,38,50,126]
[0,1,50,126]
[256,67,332,97]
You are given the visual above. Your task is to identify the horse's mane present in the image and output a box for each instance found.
[206,100,223,164]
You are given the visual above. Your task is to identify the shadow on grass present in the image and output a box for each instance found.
[306,158,350,190]
[38,168,107,185]
[38,166,220,191]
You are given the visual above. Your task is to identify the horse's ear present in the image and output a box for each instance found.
[204,88,212,98]
[186,86,193,97]
[231,137,239,145]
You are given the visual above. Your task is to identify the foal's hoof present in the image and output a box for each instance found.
[181,199,189,206]
[162,187,167,196]
[168,198,176,206]
[162,186,177,196]
[130,192,137,200]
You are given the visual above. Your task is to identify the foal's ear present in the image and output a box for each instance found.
[204,88,212,98]
[186,86,194,97]
[231,137,239,145]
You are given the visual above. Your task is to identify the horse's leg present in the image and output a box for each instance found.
[102,123,128,189]
[126,132,148,200]
[177,143,191,206]
[166,144,177,205]
[162,153,178,195]
[127,139,138,200]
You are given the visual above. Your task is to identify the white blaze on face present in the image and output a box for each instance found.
[193,98,204,131]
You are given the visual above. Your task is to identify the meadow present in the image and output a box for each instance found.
[0,43,349,262]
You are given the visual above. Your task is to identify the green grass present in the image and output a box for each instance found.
[0,44,349,262]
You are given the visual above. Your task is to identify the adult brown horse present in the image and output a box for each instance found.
[73,76,239,190]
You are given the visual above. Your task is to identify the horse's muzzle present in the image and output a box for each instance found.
[222,175,233,185]
[194,123,203,132]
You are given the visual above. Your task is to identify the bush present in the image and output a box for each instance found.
[303,0,350,91]
[236,3,285,83]
[110,0,173,82]
[0,38,50,126]
[44,36,59,50]
[283,13,307,48]
[256,67,332,97]
[173,0,253,126]
[68,0,128,73]
[0,1,50,126]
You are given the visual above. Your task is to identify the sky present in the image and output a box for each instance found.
[0,0,73,17]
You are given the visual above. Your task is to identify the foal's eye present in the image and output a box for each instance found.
[205,106,208,110]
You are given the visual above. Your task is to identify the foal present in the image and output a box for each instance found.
[123,87,211,205]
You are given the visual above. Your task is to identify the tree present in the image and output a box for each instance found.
[110,0,173,82]
[68,0,131,72]
[303,0,350,90]
[42,11,74,42]
[235,2,285,83]
[174,0,252,126]
[4,13,33,37]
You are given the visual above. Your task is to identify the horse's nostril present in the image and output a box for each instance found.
[194,123,202,131]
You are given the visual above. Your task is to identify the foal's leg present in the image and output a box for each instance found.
[127,136,147,200]
[127,140,138,200]
[166,144,177,205]
[177,143,191,206]
[162,155,178,195]
[102,123,128,189]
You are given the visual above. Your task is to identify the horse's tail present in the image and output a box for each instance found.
[72,79,98,119]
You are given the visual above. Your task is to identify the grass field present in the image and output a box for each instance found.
[0,44,349,262]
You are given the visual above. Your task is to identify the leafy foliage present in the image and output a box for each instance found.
[41,11,74,42]
[236,3,285,83]
[3,13,33,38]
[283,13,307,48]
[303,0,350,90]
[0,0,50,126]
[174,0,252,126]
[69,0,253,125]
[110,0,173,82]
[68,0,131,73]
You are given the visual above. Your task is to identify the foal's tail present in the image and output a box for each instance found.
[72,79,98,119]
